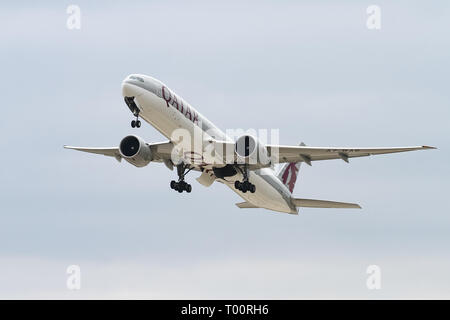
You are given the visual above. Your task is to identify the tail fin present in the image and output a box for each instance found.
[277,142,304,193]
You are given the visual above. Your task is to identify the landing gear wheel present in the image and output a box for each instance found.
[171,164,193,194]
[234,177,256,193]
[136,120,141,128]
[131,120,136,128]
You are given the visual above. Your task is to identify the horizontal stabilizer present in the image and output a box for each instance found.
[292,198,361,209]
[236,202,259,209]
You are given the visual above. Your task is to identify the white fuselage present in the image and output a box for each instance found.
[122,74,297,214]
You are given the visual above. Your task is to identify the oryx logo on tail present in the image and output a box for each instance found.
[277,142,305,193]
[278,161,301,193]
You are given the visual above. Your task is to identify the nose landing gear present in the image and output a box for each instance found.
[125,96,141,128]
[131,116,141,128]
[130,109,141,128]
[170,164,193,193]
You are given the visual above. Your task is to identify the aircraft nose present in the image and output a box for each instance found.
[122,75,145,97]
[122,81,137,97]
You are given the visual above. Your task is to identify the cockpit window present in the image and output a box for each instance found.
[129,76,144,82]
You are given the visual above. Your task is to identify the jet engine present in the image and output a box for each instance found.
[234,135,271,167]
[119,135,152,167]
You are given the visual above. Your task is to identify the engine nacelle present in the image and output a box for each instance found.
[119,135,152,167]
[235,135,271,167]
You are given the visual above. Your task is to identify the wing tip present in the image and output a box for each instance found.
[422,145,437,150]
[64,145,80,150]
[341,203,362,209]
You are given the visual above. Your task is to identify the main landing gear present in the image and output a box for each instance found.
[235,180,255,193]
[171,180,192,193]
[234,166,256,193]
[170,164,193,193]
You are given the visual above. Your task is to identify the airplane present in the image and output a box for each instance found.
[64,74,435,214]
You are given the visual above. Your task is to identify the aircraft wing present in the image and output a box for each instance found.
[64,141,175,164]
[63,146,121,161]
[266,145,436,165]
[65,140,435,168]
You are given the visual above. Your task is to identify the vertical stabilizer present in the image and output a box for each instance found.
[277,142,304,193]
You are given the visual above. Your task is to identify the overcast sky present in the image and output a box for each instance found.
[0,0,449,299]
